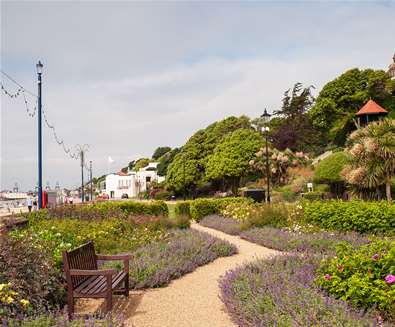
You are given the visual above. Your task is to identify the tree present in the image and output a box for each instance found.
[271,83,322,152]
[157,148,180,176]
[309,68,395,146]
[152,146,171,160]
[341,119,395,201]
[166,116,252,193]
[206,129,263,194]
[133,158,150,171]
[313,151,350,197]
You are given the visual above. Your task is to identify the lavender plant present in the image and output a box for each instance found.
[240,227,370,255]
[219,255,387,327]
[125,229,237,289]
[199,215,242,235]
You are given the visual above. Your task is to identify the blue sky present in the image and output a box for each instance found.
[1,1,394,191]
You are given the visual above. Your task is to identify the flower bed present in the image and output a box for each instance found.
[219,255,387,327]
[124,229,237,288]
[318,239,395,321]
[240,227,370,255]
[199,215,242,235]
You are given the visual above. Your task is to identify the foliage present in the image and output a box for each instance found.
[314,151,350,184]
[240,227,370,255]
[318,239,395,321]
[342,119,395,201]
[302,191,324,201]
[157,147,180,176]
[205,129,263,194]
[0,234,65,319]
[124,229,237,289]
[272,82,322,152]
[309,68,395,145]
[189,197,249,222]
[219,255,383,327]
[199,215,242,236]
[152,146,172,160]
[304,200,395,233]
[174,201,191,217]
[12,215,170,269]
[152,189,172,200]
[133,158,150,171]
[166,116,252,193]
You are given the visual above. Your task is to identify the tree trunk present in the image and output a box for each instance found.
[386,181,392,202]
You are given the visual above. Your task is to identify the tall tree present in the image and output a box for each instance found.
[271,83,321,152]
[341,119,395,201]
[152,146,171,160]
[309,68,395,146]
[206,129,263,194]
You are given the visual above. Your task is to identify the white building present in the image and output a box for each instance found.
[104,162,165,198]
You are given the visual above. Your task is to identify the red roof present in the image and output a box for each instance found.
[117,171,129,176]
[356,100,388,116]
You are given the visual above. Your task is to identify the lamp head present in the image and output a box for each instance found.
[260,108,271,124]
[36,61,43,74]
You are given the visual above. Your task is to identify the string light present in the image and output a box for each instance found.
[1,69,91,163]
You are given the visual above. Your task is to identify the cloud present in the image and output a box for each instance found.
[1,1,394,190]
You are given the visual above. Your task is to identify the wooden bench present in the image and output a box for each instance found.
[62,241,130,318]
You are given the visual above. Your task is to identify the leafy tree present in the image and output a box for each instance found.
[121,167,128,173]
[133,158,150,171]
[157,148,180,176]
[309,68,395,145]
[128,160,135,171]
[313,151,350,197]
[341,119,395,201]
[206,129,263,194]
[152,146,171,160]
[271,83,322,152]
[166,116,252,193]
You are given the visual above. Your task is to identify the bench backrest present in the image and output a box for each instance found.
[62,241,98,289]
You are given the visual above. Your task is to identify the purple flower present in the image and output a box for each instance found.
[371,253,379,261]
[324,274,332,281]
[384,274,395,285]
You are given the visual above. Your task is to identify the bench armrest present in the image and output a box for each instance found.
[96,254,130,274]
[69,269,117,276]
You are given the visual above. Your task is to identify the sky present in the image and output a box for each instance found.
[1,1,394,191]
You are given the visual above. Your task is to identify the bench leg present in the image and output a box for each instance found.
[124,275,129,297]
[67,292,74,320]
[106,275,113,313]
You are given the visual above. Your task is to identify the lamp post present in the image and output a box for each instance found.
[183,155,186,201]
[90,160,93,201]
[36,61,43,209]
[260,108,272,203]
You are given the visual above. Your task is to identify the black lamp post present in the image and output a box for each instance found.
[36,61,43,209]
[260,109,271,203]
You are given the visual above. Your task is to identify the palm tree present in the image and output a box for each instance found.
[342,119,395,201]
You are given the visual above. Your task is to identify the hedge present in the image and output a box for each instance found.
[189,197,250,222]
[93,201,169,217]
[304,200,395,234]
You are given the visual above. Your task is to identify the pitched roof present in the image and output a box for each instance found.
[356,100,388,116]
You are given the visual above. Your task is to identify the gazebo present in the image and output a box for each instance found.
[355,99,388,126]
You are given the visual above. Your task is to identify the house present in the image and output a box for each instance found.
[104,162,165,198]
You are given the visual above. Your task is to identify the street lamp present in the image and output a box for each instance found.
[260,109,272,203]
[36,61,43,209]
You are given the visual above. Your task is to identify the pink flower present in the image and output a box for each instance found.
[384,274,395,285]
[372,253,379,261]
[324,274,332,281]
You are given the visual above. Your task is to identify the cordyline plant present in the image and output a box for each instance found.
[249,147,309,186]
[342,119,395,201]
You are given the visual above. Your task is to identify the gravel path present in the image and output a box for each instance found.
[78,223,277,327]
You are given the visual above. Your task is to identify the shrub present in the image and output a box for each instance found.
[240,227,370,255]
[174,201,191,217]
[220,255,383,327]
[172,215,191,229]
[125,229,237,289]
[242,203,289,229]
[200,215,242,235]
[153,190,172,200]
[0,234,65,318]
[302,191,324,201]
[318,239,395,321]
[304,200,395,233]
[189,197,249,222]
[314,151,350,184]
